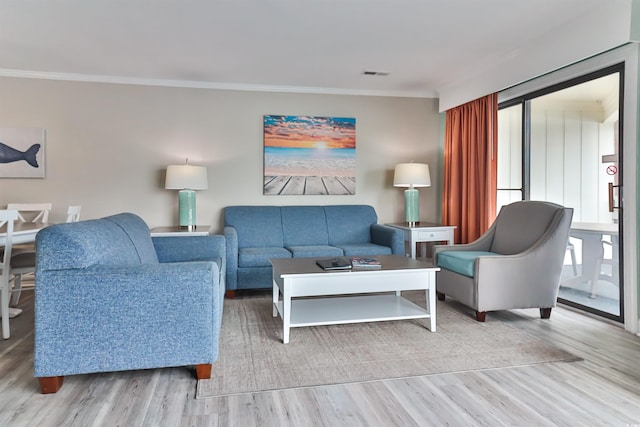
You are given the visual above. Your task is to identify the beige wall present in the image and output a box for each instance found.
[0,77,441,232]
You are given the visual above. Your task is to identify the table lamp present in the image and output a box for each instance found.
[393,163,431,226]
[165,160,208,230]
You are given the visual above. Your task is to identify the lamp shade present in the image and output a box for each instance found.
[165,164,208,190]
[393,163,431,188]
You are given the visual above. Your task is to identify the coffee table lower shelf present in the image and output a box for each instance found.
[273,294,431,328]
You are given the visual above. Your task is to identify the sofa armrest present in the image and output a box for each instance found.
[370,224,404,255]
[152,235,226,292]
[223,226,238,291]
[34,262,221,377]
[152,235,225,263]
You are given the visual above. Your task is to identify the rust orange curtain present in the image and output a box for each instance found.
[442,93,498,244]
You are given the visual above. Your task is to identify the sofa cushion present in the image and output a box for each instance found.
[286,245,343,258]
[238,246,291,268]
[103,213,158,264]
[224,206,284,248]
[437,251,498,278]
[336,243,393,256]
[282,206,329,246]
[325,205,377,245]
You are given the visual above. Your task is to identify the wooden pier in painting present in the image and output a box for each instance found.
[264,175,355,195]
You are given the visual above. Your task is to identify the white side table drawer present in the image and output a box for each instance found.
[417,230,450,241]
[385,222,457,260]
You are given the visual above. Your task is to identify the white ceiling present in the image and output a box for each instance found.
[0,0,620,98]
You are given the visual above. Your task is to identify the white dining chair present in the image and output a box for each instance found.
[66,205,82,223]
[5,204,49,304]
[1,209,36,339]
[6,203,52,223]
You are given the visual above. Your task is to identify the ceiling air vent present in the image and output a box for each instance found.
[362,70,390,76]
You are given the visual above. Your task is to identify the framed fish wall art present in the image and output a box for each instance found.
[0,128,46,178]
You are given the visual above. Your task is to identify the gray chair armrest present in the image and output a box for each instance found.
[433,226,495,262]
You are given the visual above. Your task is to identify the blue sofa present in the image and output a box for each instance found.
[34,213,225,394]
[223,205,403,297]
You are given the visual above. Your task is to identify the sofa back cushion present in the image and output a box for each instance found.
[282,206,329,246]
[224,206,284,248]
[490,201,562,255]
[103,213,158,264]
[325,205,377,245]
[36,219,146,271]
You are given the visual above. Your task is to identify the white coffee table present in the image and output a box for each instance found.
[271,255,439,343]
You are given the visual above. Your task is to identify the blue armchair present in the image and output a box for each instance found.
[34,213,225,394]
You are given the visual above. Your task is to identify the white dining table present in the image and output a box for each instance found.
[0,222,49,246]
[0,222,50,319]
[563,222,619,293]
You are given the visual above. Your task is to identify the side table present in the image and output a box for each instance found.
[150,226,211,237]
[386,222,456,259]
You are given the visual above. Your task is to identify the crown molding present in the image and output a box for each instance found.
[0,69,437,99]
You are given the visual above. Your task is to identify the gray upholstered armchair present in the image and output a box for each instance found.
[433,201,573,322]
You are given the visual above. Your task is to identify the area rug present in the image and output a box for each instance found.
[197,292,580,398]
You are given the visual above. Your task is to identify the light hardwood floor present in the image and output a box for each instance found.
[1,290,639,427]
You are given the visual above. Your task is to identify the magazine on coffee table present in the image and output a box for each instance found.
[350,256,382,269]
[316,257,352,270]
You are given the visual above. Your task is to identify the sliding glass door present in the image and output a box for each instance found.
[497,65,624,322]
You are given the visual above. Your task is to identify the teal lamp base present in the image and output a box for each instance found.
[404,188,419,226]
[178,189,197,229]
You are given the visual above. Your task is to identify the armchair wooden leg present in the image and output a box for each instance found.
[195,364,212,380]
[475,311,487,322]
[437,292,445,301]
[38,376,64,394]
[225,290,236,299]
[540,308,552,319]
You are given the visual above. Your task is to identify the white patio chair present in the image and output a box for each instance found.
[5,204,50,304]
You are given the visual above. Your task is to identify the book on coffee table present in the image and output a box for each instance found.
[316,257,352,270]
[350,257,382,269]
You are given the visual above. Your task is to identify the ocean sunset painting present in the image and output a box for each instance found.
[264,115,356,195]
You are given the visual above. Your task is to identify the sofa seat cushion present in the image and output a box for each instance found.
[337,243,393,256]
[238,247,291,268]
[437,251,498,278]
[286,245,343,258]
